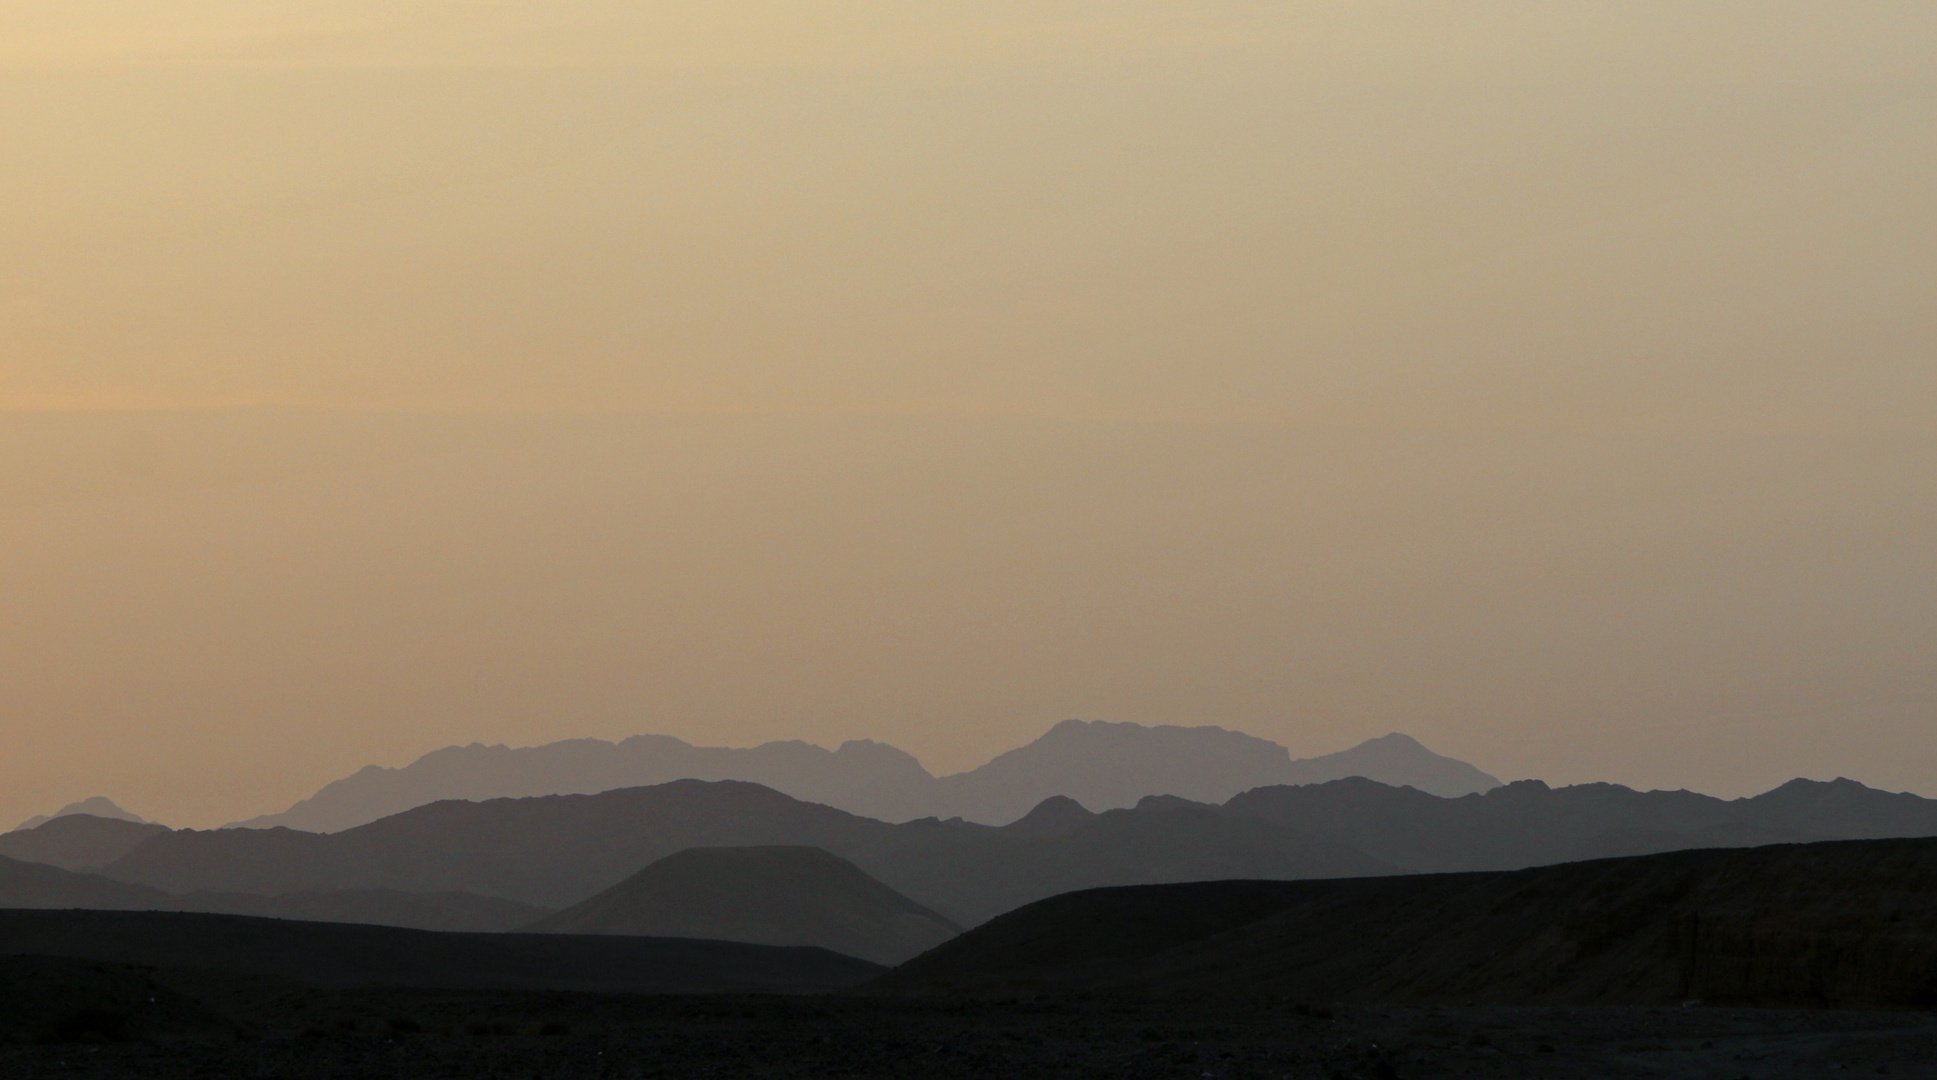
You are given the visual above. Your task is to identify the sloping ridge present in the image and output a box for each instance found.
[869,837,1937,1009]
[0,853,549,933]
[528,846,962,965]
[0,909,882,994]
[0,853,174,909]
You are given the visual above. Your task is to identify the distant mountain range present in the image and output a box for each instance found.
[226,720,1502,832]
[14,769,1930,934]
[95,782,1388,926]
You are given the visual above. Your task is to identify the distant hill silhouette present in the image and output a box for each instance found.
[930,723,1500,825]
[870,837,1937,1009]
[529,846,961,964]
[0,814,170,870]
[13,796,148,833]
[231,735,937,832]
[101,780,1392,924]
[1222,775,1931,871]
[228,721,1502,832]
[996,795,1095,839]
[0,909,880,994]
[0,854,549,932]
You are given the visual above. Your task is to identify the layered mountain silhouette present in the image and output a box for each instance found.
[95,780,1389,925]
[870,836,1937,1010]
[1220,774,1935,871]
[0,854,549,933]
[69,771,1937,931]
[0,813,170,871]
[528,846,961,964]
[229,721,1501,832]
[0,853,173,910]
[929,725,1500,826]
[12,796,148,833]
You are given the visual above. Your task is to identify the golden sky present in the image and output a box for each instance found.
[2,3,1934,827]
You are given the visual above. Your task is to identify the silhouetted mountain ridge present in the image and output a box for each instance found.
[1222,774,1937,872]
[103,779,1392,924]
[0,814,170,870]
[90,770,1937,932]
[229,721,1502,832]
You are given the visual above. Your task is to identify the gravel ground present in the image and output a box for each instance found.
[4,988,1936,1079]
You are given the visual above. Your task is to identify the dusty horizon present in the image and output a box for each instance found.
[4,3,1934,828]
[18,701,1936,834]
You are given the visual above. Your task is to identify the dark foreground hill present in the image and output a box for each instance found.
[0,908,880,994]
[232,720,1501,831]
[529,846,961,965]
[870,837,1937,1009]
[0,854,549,932]
[99,780,1390,924]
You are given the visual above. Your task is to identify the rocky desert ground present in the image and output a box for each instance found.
[5,984,1936,1080]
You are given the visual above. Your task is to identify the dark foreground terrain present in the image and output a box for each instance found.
[6,838,1936,1077]
[877,838,1937,1008]
[0,910,880,994]
[2,961,1934,1080]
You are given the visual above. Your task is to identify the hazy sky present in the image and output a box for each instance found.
[3,3,1934,828]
